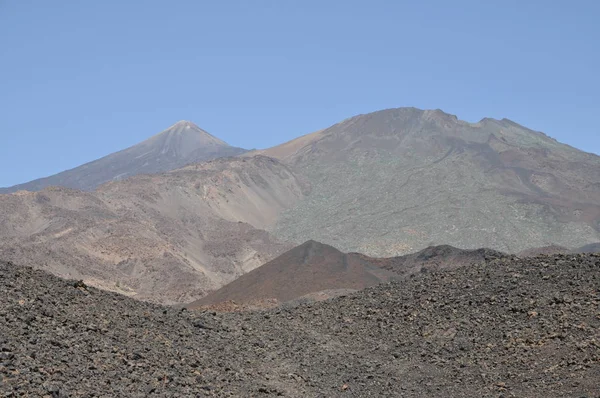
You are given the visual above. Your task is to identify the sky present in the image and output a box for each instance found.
[0,0,598,187]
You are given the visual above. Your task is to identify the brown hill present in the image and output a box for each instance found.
[0,121,247,193]
[0,156,306,304]
[188,242,506,308]
[260,107,600,255]
[187,240,398,308]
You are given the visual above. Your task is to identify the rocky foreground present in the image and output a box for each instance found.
[1,254,599,397]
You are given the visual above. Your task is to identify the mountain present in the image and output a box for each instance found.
[0,121,247,193]
[0,156,307,304]
[258,107,600,255]
[188,240,398,308]
[3,254,599,396]
[3,108,599,304]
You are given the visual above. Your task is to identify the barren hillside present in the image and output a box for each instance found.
[0,156,306,304]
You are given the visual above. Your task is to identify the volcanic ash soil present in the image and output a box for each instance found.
[1,254,599,397]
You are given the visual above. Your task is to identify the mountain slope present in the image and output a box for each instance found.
[266,107,600,255]
[0,121,247,193]
[0,156,307,304]
[188,240,398,307]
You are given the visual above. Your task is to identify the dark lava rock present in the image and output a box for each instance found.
[1,255,599,397]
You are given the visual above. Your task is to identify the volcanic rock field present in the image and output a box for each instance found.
[1,254,599,397]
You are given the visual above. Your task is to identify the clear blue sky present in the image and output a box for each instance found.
[1,1,598,187]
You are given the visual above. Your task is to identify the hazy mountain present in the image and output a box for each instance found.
[0,156,307,304]
[259,107,600,255]
[0,121,247,193]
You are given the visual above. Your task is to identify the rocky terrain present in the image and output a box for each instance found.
[2,253,599,397]
[0,121,247,193]
[260,107,600,255]
[0,156,306,304]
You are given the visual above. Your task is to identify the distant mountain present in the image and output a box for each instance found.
[0,156,307,304]
[258,107,600,255]
[0,121,247,193]
[188,240,398,308]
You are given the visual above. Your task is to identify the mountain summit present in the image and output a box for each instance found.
[145,121,230,153]
[0,121,247,193]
